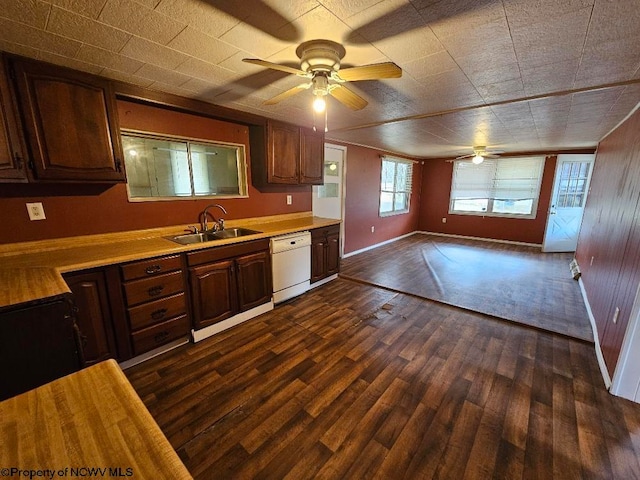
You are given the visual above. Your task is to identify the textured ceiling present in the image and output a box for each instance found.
[1,0,639,158]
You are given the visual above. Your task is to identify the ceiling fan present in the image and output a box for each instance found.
[455,146,503,164]
[243,39,402,126]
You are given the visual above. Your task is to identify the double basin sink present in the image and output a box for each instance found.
[167,227,262,245]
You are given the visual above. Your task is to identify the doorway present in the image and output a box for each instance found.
[542,153,595,252]
[313,143,346,254]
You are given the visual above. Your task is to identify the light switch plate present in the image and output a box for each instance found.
[286,195,292,205]
[26,202,46,221]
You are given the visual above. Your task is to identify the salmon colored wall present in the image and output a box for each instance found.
[0,100,310,244]
[575,107,640,377]
[417,156,556,244]
[341,143,422,254]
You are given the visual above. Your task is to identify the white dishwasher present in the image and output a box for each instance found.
[271,231,312,304]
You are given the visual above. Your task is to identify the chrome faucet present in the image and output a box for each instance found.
[200,204,227,232]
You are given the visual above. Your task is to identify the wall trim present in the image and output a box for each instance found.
[578,276,612,389]
[342,231,419,258]
[192,300,274,343]
[419,231,542,248]
[610,281,640,401]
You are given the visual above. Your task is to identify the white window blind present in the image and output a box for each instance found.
[450,156,545,217]
[379,156,413,216]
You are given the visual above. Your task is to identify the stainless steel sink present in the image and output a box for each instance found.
[167,228,262,245]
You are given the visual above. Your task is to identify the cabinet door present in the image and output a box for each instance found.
[11,57,125,182]
[236,250,272,312]
[311,237,328,283]
[327,231,341,276]
[267,121,299,184]
[0,298,80,400]
[65,271,118,366]
[300,127,324,184]
[190,260,237,329]
[0,55,26,182]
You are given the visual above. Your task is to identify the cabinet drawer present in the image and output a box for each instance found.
[124,271,184,306]
[187,238,270,267]
[311,224,340,239]
[131,314,189,356]
[128,293,186,331]
[121,255,181,281]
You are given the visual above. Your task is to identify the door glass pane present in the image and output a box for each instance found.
[324,161,339,177]
[557,161,590,208]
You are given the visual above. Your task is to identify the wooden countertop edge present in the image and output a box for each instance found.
[0,214,341,309]
[0,359,193,479]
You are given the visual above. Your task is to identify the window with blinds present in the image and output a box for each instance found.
[449,156,545,218]
[379,156,413,216]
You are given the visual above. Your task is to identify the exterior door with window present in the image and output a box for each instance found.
[542,154,595,252]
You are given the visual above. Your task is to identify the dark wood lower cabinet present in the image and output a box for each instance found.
[0,296,81,400]
[311,225,341,283]
[190,259,237,328]
[188,239,272,330]
[64,270,118,366]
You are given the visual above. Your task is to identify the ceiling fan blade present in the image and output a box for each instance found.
[329,84,368,111]
[242,58,307,77]
[336,62,402,81]
[264,83,311,105]
[455,154,475,159]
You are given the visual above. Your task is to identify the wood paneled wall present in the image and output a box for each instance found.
[417,157,556,245]
[575,107,640,377]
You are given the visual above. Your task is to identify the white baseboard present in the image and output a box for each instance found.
[192,300,274,343]
[420,231,542,248]
[578,276,612,389]
[342,231,419,258]
[119,337,190,370]
[309,273,338,289]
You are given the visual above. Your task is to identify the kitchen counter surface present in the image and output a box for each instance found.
[0,359,193,479]
[0,213,340,309]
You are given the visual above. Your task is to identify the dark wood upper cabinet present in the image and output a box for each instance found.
[0,54,26,182]
[9,56,125,182]
[300,127,324,184]
[250,120,324,186]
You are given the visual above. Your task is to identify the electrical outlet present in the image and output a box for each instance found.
[26,202,46,221]
[442,217,447,223]
[371,226,375,233]
[286,195,292,205]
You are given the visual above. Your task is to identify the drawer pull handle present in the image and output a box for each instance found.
[145,265,162,275]
[147,285,164,297]
[151,308,168,320]
[154,331,170,344]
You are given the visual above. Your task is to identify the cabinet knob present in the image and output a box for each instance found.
[145,265,162,275]
[150,308,168,321]
[147,285,164,297]
[154,331,170,344]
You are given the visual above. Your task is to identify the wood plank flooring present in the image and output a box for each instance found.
[340,234,593,342]
[125,279,640,479]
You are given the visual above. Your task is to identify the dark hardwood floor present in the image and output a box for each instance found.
[125,278,640,479]
[341,234,593,342]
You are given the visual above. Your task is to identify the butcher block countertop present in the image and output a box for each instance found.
[0,212,340,309]
[0,359,192,479]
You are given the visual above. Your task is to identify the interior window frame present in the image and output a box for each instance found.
[121,129,249,202]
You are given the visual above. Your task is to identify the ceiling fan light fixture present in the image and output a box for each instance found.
[313,95,326,113]
[472,154,484,164]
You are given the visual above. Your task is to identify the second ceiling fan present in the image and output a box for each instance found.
[243,39,402,114]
